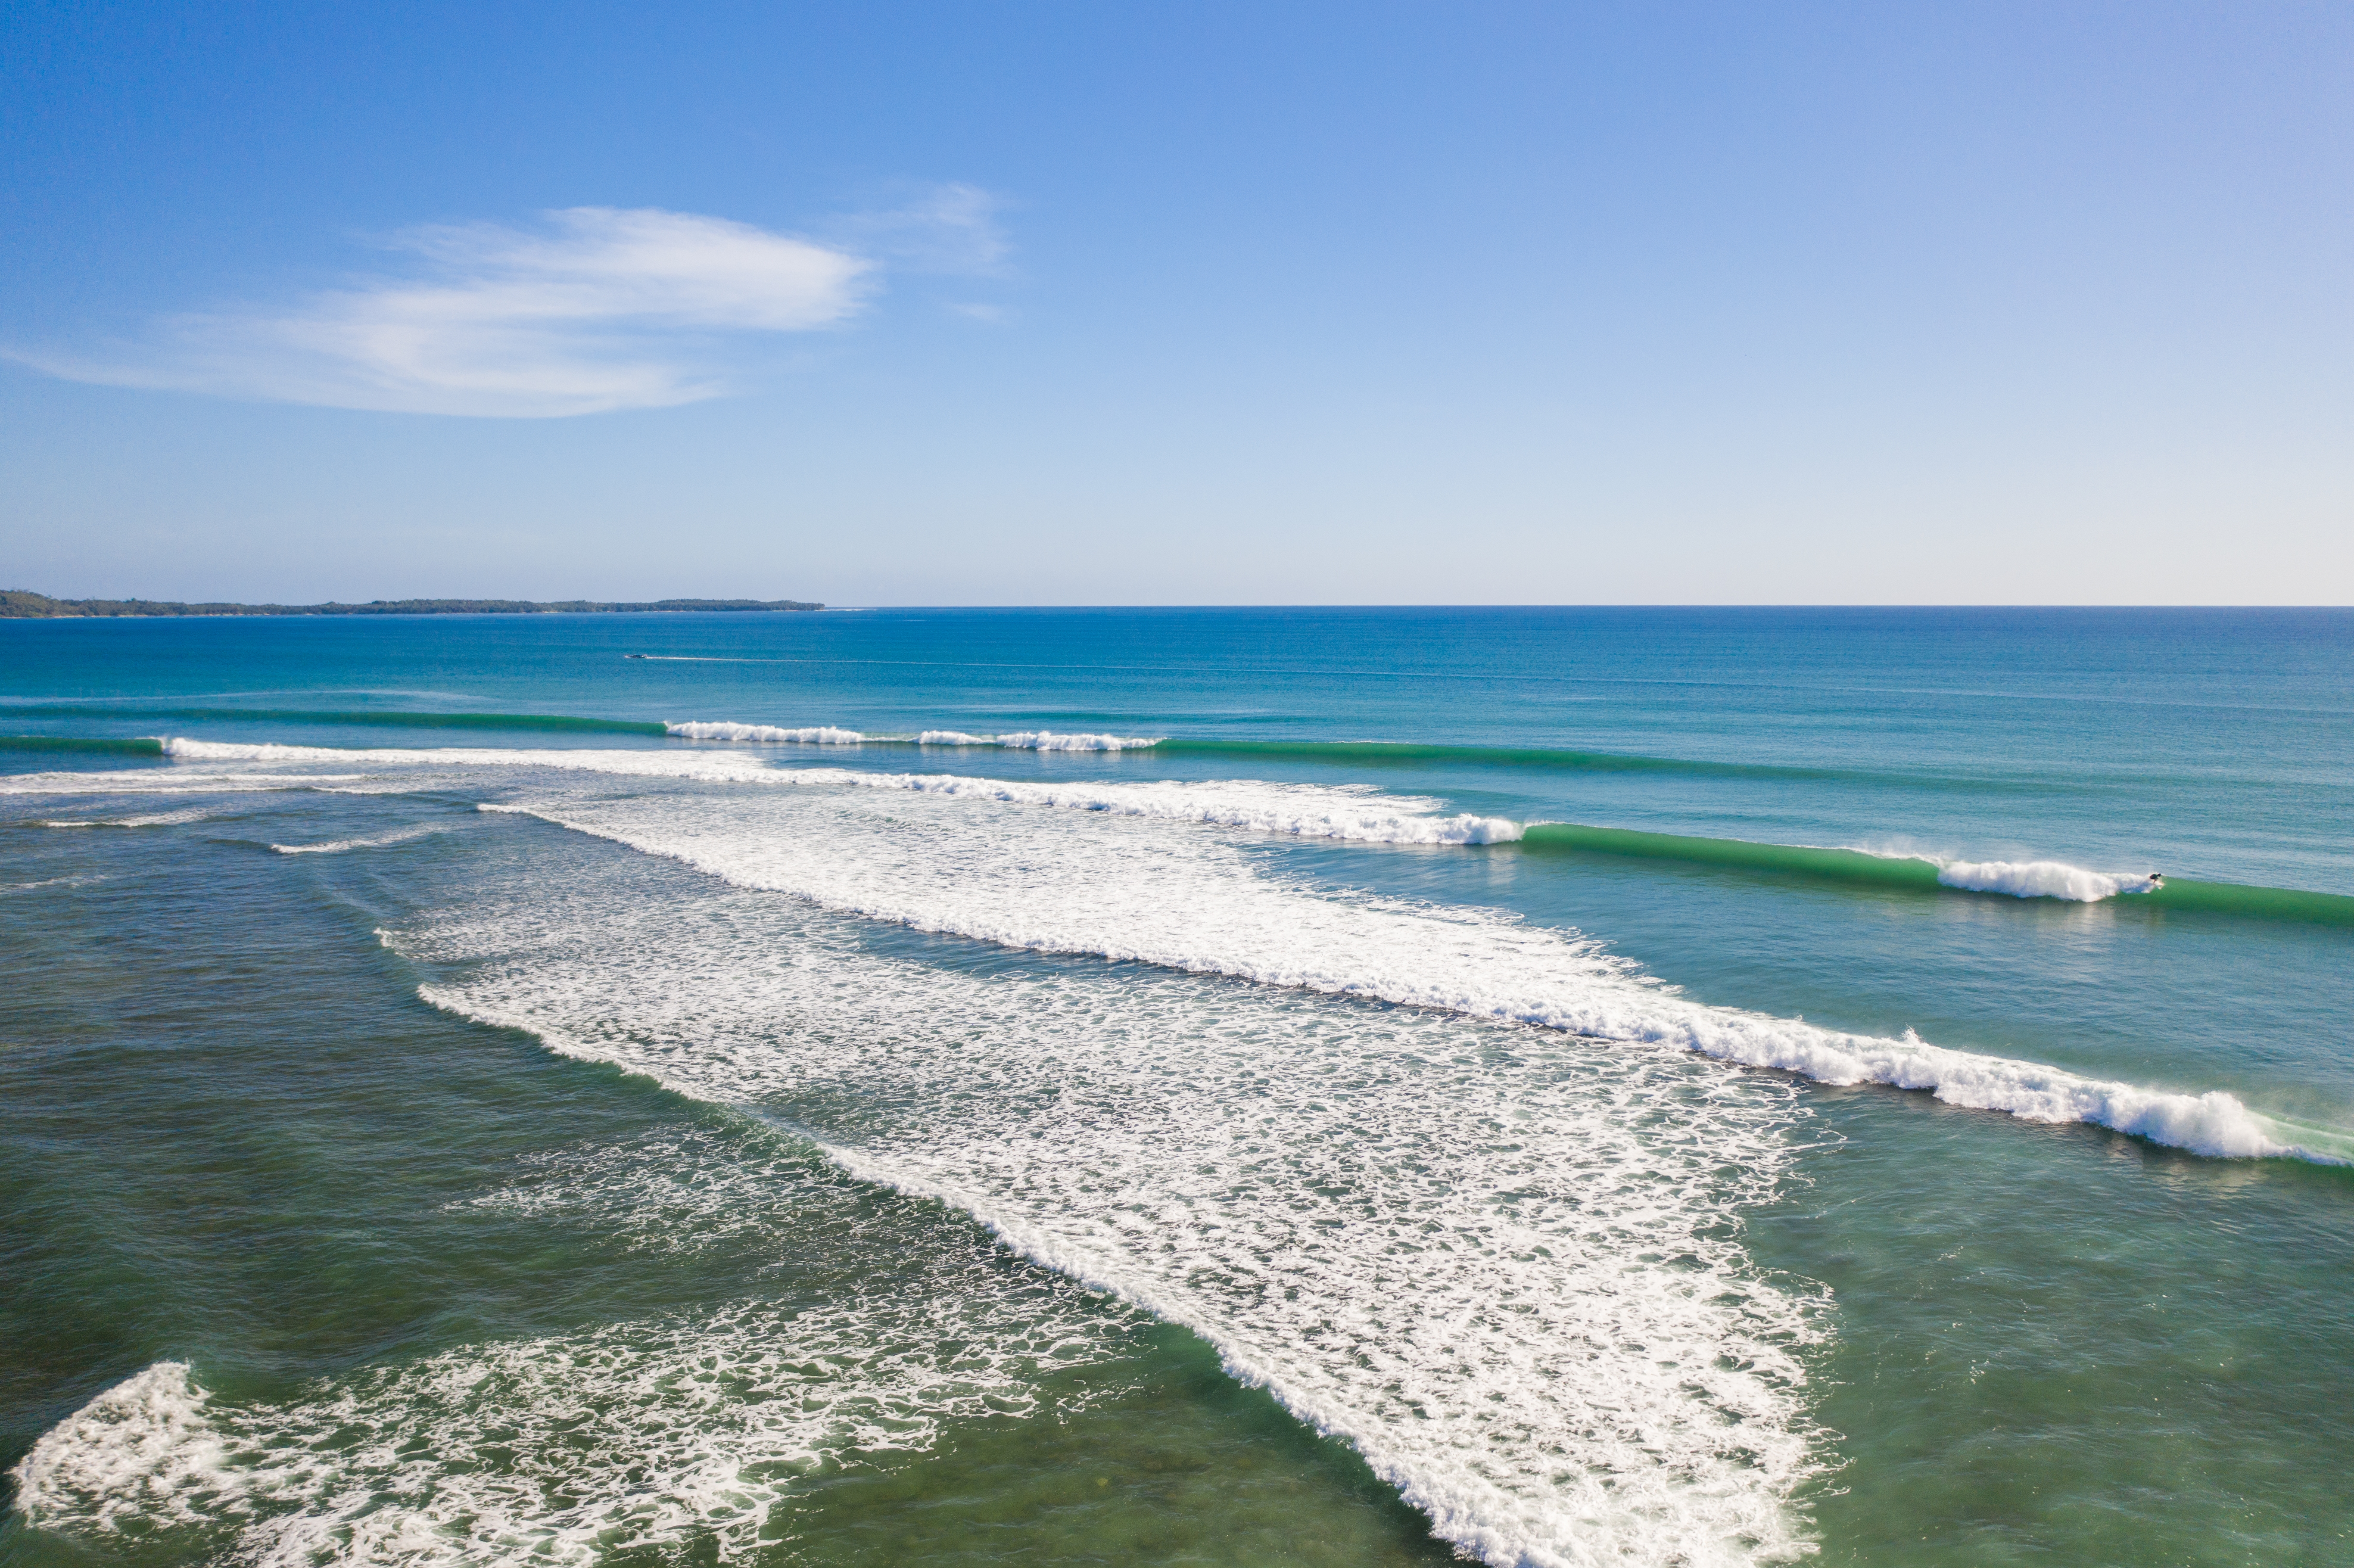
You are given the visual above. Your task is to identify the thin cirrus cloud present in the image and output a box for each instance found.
[8,193,1003,418]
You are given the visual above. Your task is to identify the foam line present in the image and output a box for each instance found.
[152,740,1514,846]
[990,731,1160,750]
[39,807,219,828]
[666,722,867,743]
[134,741,2153,896]
[159,738,784,779]
[1932,857,2156,900]
[667,722,1161,750]
[793,768,1522,845]
[0,706,666,735]
[57,741,2354,919]
[270,824,451,855]
[392,860,1829,1566]
[482,784,2345,1166]
[12,1234,1135,1565]
[3,874,113,893]
[0,767,371,796]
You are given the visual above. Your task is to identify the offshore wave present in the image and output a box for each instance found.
[465,773,2346,1167]
[270,824,452,855]
[39,806,219,828]
[662,722,1979,781]
[14,747,2348,1154]
[1518,823,2354,926]
[146,740,1510,846]
[0,705,666,735]
[668,722,868,744]
[491,769,1521,846]
[667,721,1160,750]
[0,734,166,756]
[150,738,2353,922]
[95,740,2354,922]
[390,867,1826,1567]
[3,708,2033,785]
[1159,736,1881,783]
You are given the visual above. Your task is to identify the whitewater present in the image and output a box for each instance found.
[6,606,2351,1568]
[5,739,2325,1164]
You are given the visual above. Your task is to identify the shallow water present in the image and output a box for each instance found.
[3,608,2349,1565]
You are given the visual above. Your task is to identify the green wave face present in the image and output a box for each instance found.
[1152,737,2050,793]
[1519,823,1949,889]
[0,706,667,735]
[0,735,168,756]
[1516,823,2354,928]
[2140,879,2354,927]
[1156,737,1851,780]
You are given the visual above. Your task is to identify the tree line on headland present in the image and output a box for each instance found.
[1,590,823,618]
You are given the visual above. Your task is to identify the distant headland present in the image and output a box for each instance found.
[1,589,822,619]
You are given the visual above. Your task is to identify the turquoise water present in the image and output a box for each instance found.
[3,607,2349,1565]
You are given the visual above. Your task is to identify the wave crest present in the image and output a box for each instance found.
[1933,858,2158,901]
[666,722,866,744]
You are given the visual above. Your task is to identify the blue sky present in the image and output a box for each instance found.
[4,2,2348,604]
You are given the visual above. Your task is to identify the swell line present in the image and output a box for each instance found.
[1517,823,2354,927]
[664,722,2024,788]
[0,735,167,756]
[1,705,667,736]
[9,703,2040,791]
[61,735,2354,927]
[1158,737,1887,784]
[479,794,2349,1167]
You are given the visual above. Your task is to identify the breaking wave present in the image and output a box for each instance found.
[391,851,1830,1566]
[1930,857,2157,900]
[666,722,1161,750]
[788,769,1520,844]
[270,824,451,855]
[666,722,867,744]
[461,773,2343,1166]
[1518,823,2354,925]
[11,1141,1140,1568]
[38,806,220,828]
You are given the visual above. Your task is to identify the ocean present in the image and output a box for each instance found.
[2,605,2348,1567]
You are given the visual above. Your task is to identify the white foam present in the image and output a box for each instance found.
[0,767,368,795]
[794,767,1522,845]
[270,824,451,856]
[138,740,1518,847]
[31,752,2321,1566]
[666,722,867,744]
[11,1129,1141,1565]
[10,1363,231,1535]
[3,874,113,893]
[483,779,2328,1167]
[14,1306,1130,1565]
[990,730,1160,750]
[158,739,783,782]
[1934,857,2159,901]
[118,740,2311,1161]
[392,856,1828,1567]
[665,722,1162,750]
[38,806,219,828]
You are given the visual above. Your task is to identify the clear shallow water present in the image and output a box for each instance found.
[2,608,2350,1566]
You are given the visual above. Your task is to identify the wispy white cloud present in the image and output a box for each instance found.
[6,199,999,418]
[831,182,1011,276]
